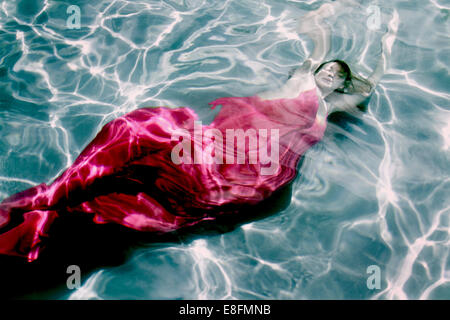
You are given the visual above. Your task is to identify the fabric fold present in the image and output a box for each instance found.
[0,89,326,261]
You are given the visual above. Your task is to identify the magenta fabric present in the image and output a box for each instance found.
[0,88,326,261]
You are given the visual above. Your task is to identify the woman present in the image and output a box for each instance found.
[0,3,398,262]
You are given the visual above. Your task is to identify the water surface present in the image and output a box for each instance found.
[0,0,449,299]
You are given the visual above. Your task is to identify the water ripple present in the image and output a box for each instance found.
[0,0,448,299]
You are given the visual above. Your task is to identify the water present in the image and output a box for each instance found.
[0,0,449,300]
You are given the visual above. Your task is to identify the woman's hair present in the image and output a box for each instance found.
[314,59,373,96]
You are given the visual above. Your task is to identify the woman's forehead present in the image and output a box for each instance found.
[324,62,343,71]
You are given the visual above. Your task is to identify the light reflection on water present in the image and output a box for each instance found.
[0,0,448,299]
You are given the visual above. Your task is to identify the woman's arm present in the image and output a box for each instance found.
[327,9,399,111]
[296,3,335,68]
[296,0,362,71]
[258,2,342,99]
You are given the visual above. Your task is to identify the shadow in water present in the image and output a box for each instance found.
[0,180,294,300]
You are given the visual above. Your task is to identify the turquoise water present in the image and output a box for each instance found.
[0,0,449,299]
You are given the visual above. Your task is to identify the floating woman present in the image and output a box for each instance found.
[0,2,398,262]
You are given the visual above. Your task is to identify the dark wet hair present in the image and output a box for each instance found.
[314,59,373,96]
[314,59,352,94]
[287,59,373,96]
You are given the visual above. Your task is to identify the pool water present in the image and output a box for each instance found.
[0,0,449,299]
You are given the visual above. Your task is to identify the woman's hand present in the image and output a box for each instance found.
[334,0,364,10]
[298,0,363,33]
[313,0,364,17]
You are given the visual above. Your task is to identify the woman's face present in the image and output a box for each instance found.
[314,62,347,92]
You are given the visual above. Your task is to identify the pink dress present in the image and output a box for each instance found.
[0,88,326,261]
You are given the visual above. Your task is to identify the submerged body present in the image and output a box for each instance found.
[0,86,326,261]
[0,1,397,262]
